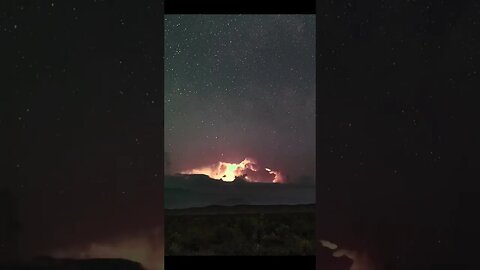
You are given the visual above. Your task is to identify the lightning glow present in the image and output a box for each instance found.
[180,157,284,183]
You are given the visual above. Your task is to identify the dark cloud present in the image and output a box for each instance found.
[165,174,314,209]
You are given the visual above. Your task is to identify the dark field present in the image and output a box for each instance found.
[165,204,315,256]
[0,258,145,270]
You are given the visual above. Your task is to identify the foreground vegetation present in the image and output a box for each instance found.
[165,205,315,256]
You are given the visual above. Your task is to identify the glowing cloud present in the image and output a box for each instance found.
[320,239,379,270]
[180,157,284,183]
[50,233,163,270]
[320,239,338,250]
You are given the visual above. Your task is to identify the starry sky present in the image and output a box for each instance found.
[164,15,316,183]
[1,1,163,268]
[1,0,479,268]
[316,1,479,269]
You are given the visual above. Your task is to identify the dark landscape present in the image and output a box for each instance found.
[165,174,315,209]
[0,257,145,270]
[165,204,315,256]
[164,174,315,256]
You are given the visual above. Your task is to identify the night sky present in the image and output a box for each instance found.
[164,15,316,183]
[316,1,479,269]
[1,1,163,269]
[1,0,479,269]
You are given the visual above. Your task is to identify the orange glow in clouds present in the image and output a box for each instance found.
[180,157,284,183]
